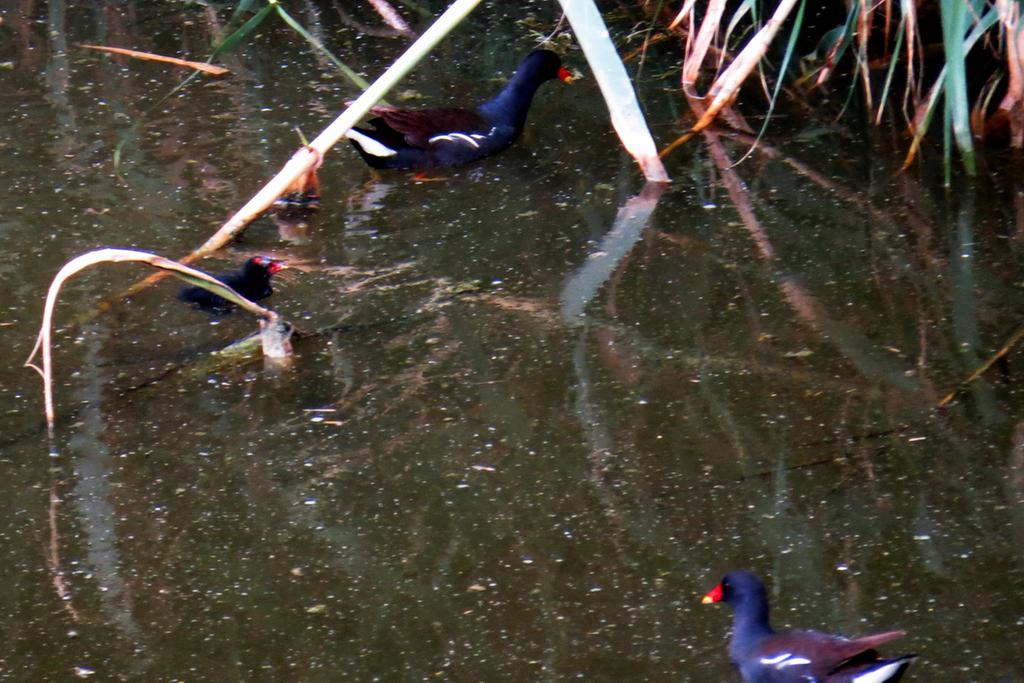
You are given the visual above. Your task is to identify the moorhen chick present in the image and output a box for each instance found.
[702,571,916,682]
[346,49,571,170]
[178,255,284,313]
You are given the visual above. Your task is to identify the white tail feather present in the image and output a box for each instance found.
[851,657,915,683]
[346,129,397,157]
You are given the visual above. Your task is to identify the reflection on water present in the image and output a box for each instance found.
[1,1,1023,680]
[560,182,665,323]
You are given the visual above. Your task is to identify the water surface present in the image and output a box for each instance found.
[1,1,1023,680]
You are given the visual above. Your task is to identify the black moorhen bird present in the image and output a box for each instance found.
[702,571,916,682]
[178,256,284,313]
[345,49,571,170]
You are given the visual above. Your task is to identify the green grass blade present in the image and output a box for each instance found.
[904,70,944,167]
[942,0,1000,175]
[734,0,806,165]
[724,0,757,48]
[212,2,275,56]
[875,13,906,124]
[794,1,857,88]
[940,0,974,174]
[905,1,997,175]
[218,0,263,43]
[274,3,371,91]
[943,84,953,183]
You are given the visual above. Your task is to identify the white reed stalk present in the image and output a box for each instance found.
[558,0,670,183]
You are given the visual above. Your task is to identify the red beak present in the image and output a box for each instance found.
[701,583,724,604]
[558,66,573,83]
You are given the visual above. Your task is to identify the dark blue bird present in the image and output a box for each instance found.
[346,49,571,170]
[703,571,916,683]
[178,256,284,313]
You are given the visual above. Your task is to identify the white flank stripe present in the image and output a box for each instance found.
[851,661,908,683]
[449,133,480,147]
[345,129,397,157]
[759,653,811,670]
[776,657,811,668]
[428,132,480,148]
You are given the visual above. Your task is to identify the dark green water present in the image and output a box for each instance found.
[1,1,1023,680]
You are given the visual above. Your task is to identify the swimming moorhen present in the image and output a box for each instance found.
[702,571,916,682]
[345,49,571,170]
[178,256,284,313]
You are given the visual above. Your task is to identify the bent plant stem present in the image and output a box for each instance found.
[25,248,280,431]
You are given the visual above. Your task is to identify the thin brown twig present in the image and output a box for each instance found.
[46,485,81,621]
[78,43,228,75]
[938,324,1024,408]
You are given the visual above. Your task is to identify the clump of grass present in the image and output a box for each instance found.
[661,0,1024,180]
